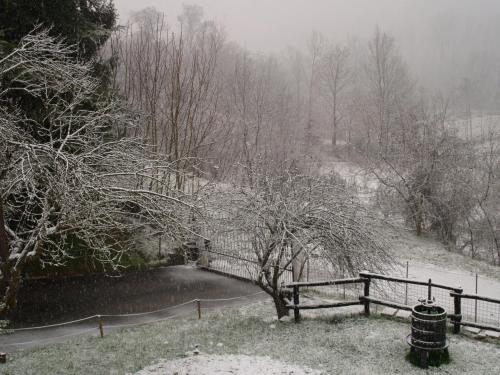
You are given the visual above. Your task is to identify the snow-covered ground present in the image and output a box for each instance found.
[404,261,499,299]
[319,160,377,204]
[134,354,321,375]
[391,232,500,299]
[449,114,500,140]
[319,157,500,300]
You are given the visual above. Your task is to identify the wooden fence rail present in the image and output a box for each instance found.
[285,278,367,322]
[285,271,500,334]
[449,292,500,333]
[358,271,463,292]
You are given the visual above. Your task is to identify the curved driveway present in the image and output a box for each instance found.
[0,266,267,351]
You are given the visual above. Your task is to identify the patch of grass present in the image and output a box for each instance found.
[1,303,499,375]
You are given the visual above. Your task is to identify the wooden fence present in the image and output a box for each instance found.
[285,271,500,333]
[197,231,500,331]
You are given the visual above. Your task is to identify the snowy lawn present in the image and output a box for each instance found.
[135,354,321,375]
[1,301,499,375]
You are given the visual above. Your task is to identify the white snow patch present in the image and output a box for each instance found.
[134,354,322,375]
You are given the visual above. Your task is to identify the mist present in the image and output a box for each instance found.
[2,1,500,368]
[114,0,500,110]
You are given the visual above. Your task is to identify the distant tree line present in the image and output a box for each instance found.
[108,6,499,264]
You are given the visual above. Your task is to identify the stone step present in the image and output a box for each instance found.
[395,310,412,319]
[380,307,397,317]
[464,326,481,334]
[484,330,500,339]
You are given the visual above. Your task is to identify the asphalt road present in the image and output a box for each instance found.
[0,266,267,351]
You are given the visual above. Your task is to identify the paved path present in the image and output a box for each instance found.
[405,261,500,299]
[0,266,267,351]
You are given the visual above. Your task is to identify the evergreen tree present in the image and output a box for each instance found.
[0,0,116,61]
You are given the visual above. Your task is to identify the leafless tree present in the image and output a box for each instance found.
[303,32,325,155]
[0,30,194,314]
[207,166,392,318]
[365,97,499,261]
[319,43,351,148]
[110,7,224,189]
[364,27,413,152]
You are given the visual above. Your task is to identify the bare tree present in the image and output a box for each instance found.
[303,32,325,156]
[365,97,493,255]
[364,27,413,152]
[319,44,351,148]
[0,30,193,314]
[110,8,224,189]
[208,166,392,318]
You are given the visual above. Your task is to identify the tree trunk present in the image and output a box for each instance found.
[0,200,9,276]
[330,63,339,151]
[272,294,289,319]
[0,199,20,315]
[411,194,423,236]
[415,214,422,236]
[332,122,337,150]
[291,240,305,282]
[331,108,337,150]
[466,217,475,258]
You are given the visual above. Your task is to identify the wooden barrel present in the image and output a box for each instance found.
[410,303,447,350]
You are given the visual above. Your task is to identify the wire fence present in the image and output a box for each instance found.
[367,274,500,328]
[461,298,500,328]
[202,236,500,329]
[202,228,294,285]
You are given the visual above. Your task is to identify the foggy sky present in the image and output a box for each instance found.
[113,0,500,54]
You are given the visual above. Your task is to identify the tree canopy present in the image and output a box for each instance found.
[0,0,116,60]
[0,30,192,315]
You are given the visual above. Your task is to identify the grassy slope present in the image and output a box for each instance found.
[389,230,500,281]
[2,302,499,375]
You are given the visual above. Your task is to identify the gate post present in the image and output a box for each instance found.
[293,285,300,323]
[363,276,371,316]
[452,287,463,334]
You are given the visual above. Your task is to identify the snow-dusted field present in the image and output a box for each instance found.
[3,299,500,375]
[134,354,321,375]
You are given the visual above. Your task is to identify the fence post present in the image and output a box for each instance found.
[158,235,162,259]
[427,278,432,301]
[363,277,371,316]
[98,315,104,338]
[293,285,300,323]
[196,299,201,319]
[474,273,478,323]
[404,261,409,305]
[453,287,463,334]
[306,257,310,282]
